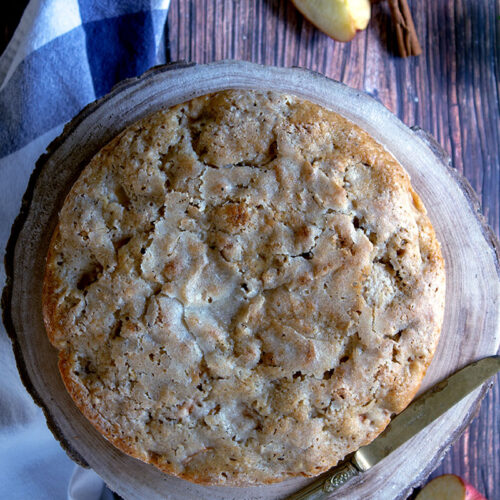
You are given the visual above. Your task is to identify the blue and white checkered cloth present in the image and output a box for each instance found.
[0,1,170,498]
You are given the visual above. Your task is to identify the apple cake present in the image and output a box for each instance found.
[43,90,445,485]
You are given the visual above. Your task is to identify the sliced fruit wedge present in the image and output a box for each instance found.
[416,475,487,500]
[292,0,371,42]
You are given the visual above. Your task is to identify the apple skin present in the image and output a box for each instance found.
[292,0,371,43]
[415,474,487,500]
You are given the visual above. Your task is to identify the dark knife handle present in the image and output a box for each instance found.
[286,461,361,500]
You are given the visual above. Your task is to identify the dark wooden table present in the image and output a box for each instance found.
[2,1,499,498]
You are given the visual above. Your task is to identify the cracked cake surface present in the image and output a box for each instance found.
[43,90,445,485]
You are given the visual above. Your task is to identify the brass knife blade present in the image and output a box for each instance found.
[354,355,500,470]
[287,356,500,500]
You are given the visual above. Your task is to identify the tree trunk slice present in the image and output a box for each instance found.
[2,61,499,500]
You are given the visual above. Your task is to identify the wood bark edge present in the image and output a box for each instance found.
[411,126,500,273]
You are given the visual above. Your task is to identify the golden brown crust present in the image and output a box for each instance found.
[43,226,70,347]
[42,90,445,485]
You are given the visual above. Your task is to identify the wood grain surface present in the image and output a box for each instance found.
[1,1,499,499]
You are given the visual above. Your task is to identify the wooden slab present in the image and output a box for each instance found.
[3,61,499,500]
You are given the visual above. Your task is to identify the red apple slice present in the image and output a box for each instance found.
[292,0,371,42]
[416,474,487,500]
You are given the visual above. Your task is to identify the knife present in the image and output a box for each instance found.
[286,356,500,500]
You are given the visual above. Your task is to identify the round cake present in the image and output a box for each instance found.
[43,90,445,485]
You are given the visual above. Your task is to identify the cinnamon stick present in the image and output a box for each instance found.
[388,0,422,57]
